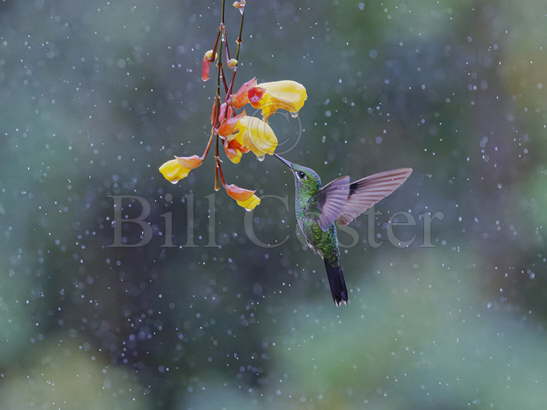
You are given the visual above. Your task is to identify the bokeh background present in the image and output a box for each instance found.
[2,0,547,409]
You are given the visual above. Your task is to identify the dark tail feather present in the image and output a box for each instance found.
[323,259,348,306]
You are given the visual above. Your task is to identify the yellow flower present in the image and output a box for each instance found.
[224,183,261,211]
[159,155,203,184]
[219,115,278,161]
[249,80,307,121]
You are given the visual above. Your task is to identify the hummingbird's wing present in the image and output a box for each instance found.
[316,176,351,231]
[337,168,413,226]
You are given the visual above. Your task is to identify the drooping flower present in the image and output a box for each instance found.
[224,183,261,211]
[218,115,278,161]
[248,80,307,120]
[201,49,215,82]
[159,155,203,184]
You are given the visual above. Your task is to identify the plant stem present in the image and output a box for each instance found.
[224,28,232,60]
[226,9,246,99]
[214,164,221,191]
[210,30,221,61]
[220,0,226,25]
[201,128,215,159]
[213,0,228,191]
[217,156,226,185]
[212,0,247,191]
[235,10,245,61]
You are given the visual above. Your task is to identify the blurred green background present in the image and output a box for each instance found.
[2,0,547,409]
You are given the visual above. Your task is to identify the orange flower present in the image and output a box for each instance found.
[159,155,203,184]
[249,80,307,120]
[218,115,278,161]
[224,183,261,211]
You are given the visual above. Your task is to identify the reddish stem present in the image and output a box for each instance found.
[201,128,216,159]
[216,155,227,185]
[210,30,221,61]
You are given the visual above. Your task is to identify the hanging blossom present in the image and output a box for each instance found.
[158,0,307,211]
[159,155,203,184]
[224,183,261,211]
[218,111,278,163]
[230,78,308,121]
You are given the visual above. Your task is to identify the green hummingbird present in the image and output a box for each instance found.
[275,154,412,306]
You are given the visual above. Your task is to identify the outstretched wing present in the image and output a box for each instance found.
[337,168,413,226]
[316,176,351,231]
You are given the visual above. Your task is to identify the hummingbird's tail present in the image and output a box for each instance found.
[323,258,348,306]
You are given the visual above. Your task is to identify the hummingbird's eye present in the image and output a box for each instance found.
[297,171,306,179]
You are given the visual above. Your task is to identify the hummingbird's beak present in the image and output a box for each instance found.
[274,154,294,170]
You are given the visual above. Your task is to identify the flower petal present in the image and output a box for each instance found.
[175,155,203,169]
[250,80,307,120]
[229,78,257,109]
[236,194,261,211]
[218,110,246,136]
[224,138,248,164]
[159,155,203,184]
[224,183,260,211]
[248,87,265,105]
[236,116,278,159]
[224,183,255,201]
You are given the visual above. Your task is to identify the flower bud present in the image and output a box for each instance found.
[232,1,246,10]
[201,50,215,82]
[204,49,214,62]
[210,98,220,127]
[227,58,238,69]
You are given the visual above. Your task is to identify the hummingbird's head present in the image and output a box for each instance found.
[274,154,322,194]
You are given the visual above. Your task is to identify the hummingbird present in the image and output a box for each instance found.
[275,154,412,306]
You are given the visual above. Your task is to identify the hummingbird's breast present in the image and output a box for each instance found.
[302,217,340,262]
[294,184,338,258]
